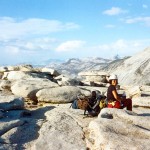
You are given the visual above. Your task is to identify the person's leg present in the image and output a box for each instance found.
[114,101,121,109]
[107,103,113,108]
[108,101,121,109]
[122,98,132,111]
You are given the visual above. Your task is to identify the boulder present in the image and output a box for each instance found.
[132,97,150,108]
[78,71,109,83]
[36,86,81,103]
[79,89,91,97]
[42,68,60,76]
[11,78,59,101]
[6,71,32,81]
[0,103,90,149]
[0,144,16,150]
[5,70,54,81]
[7,65,34,72]
[7,66,19,71]
[81,80,108,87]
[0,120,25,136]
[126,86,141,98]
[0,119,43,149]
[31,107,86,150]
[0,105,45,149]
[4,110,31,119]
[0,91,18,103]
[0,73,3,79]
[18,64,34,72]
[55,75,80,86]
[78,86,108,96]
[86,76,107,83]
[0,97,24,111]
[80,80,93,86]
[2,72,9,80]
[140,85,150,92]
[0,66,8,72]
[29,72,54,80]
[87,108,150,150]
[0,80,11,90]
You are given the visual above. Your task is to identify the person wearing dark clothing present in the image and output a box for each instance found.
[88,91,97,107]
[107,74,132,111]
[87,91,101,116]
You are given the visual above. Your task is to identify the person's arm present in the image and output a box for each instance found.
[112,90,121,102]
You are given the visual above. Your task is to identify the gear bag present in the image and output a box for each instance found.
[77,98,89,110]
[71,99,78,109]
[70,94,89,110]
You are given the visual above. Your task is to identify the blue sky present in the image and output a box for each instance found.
[0,0,150,65]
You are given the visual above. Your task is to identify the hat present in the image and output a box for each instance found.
[109,74,118,80]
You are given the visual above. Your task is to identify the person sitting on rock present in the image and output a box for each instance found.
[107,74,132,111]
[87,91,101,116]
[88,91,97,107]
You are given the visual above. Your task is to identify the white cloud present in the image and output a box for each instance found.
[103,7,127,16]
[143,4,148,9]
[97,39,127,51]
[56,40,86,52]
[95,39,150,57]
[23,37,58,50]
[112,39,127,50]
[0,17,80,41]
[125,17,150,26]
[1,37,58,57]
[0,17,80,56]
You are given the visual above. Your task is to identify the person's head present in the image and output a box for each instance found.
[109,74,118,86]
[91,91,96,98]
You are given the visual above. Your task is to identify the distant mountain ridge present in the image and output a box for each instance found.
[45,47,150,85]
[34,59,65,66]
[46,57,111,76]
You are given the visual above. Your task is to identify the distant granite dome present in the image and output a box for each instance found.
[46,57,111,77]
[104,47,150,85]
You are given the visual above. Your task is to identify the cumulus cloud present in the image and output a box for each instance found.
[56,40,86,52]
[0,17,80,57]
[1,37,58,57]
[0,17,80,41]
[103,7,127,16]
[125,17,150,26]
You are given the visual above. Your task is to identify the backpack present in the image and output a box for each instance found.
[70,93,105,117]
[71,99,78,109]
[77,98,89,110]
[99,98,107,109]
[70,94,88,110]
